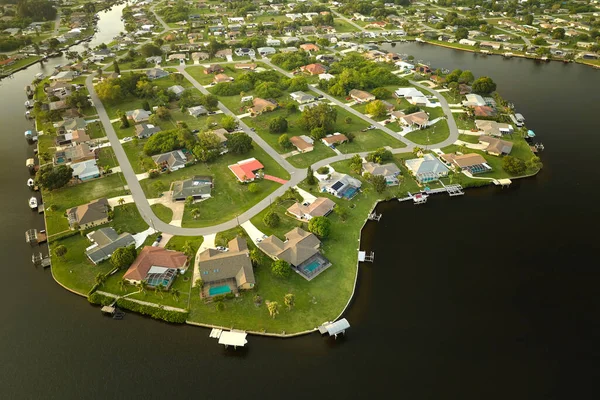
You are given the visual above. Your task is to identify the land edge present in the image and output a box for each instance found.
[416,40,600,69]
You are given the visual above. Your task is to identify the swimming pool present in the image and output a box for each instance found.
[209,285,231,296]
[302,261,321,274]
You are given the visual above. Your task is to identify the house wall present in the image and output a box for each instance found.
[79,217,109,230]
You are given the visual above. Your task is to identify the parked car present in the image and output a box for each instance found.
[191,129,199,133]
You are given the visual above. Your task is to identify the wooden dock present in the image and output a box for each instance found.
[367,212,382,221]
[358,251,375,263]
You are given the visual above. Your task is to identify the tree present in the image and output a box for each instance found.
[255,81,283,98]
[140,43,162,57]
[249,248,262,266]
[308,216,331,238]
[365,100,388,118]
[65,91,89,110]
[284,293,295,310]
[372,175,387,193]
[455,27,469,40]
[445,69,462,83]
[111,246,137,270]
[171,289,180,301]
[372,87,392,99]
[155,106,170,119]
[404,105,420,115]
[306,166,316,185]
[227,132,253,154]
[278,134,291,149]
[263,210,280,228]
[138,281,148,295]
[113,61,120,74]
[458,70,474,84]
[472,76,497,94]
[524,14,534,25]
[344,116,353,124]
[366,147,393,164]
[248,183,259,193]
[349,154,363,174]
[53,245,67,260]
[36,165,73,191]
[95,80,121,102]
[120,113,130,129]
[310,127,327,140]
[221,115,238,131]
[300,103,337,134]
[94,273,107,289]
[502,155,526,175]
[118,198,126,206]
[271,260,291,278]
[552,28,565,40]
[118,279,127,292]
[215,300,225,312]
[191,208,201,219]
[267,301,280,318]
[526,156,543,171]
[334,205,348,221]
[269,116,288,134]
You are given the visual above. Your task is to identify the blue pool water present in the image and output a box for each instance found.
[303,261,321,274]
[342,187,358,199]
[209,285,231,296]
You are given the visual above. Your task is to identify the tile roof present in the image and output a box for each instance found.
[259,228,321,266]
[123,247,188,282]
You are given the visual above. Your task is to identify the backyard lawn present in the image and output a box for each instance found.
[286,143,337,168]
[404,119,450,146]
[338,129,406,153]
[44,173,129,236]
[151,203,173,223]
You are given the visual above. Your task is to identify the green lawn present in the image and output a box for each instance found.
[139,143,290,227]
[151,203,173,223]
[97,147,119,169]
[333,18,361,33]
[458,134,480,144]
[111,204,149,234]
[122,139,154,173]
[286,143,337,168]
[404,120,450,146]
[50,235,115,295]
[187,159,395,333]
[44,174,129,236]
[250,200,308,240]
[87,121,106,139]
[338,129,406,153]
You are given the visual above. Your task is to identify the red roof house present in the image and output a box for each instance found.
[228,158,265,182]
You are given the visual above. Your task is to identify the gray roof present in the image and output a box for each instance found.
[151,150,187,169]
[188,105,208,117]
[259,228,321,267]
[198,237,255,287]
[363,162,400,177]
[405,154,449,176]
[168,85,186,96]
[146,68,169,79]
[86,227,135,264]
[171,176,213,200]
[134,123,161,138]
[56,117,86,132]
[67,198,109,226]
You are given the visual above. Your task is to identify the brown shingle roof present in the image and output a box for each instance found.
[287,197,335,219]
[289,136,313,151]
[259,228,321,266]
[198,237,254,286]
[67,198,109,226]
[123,247,188,282]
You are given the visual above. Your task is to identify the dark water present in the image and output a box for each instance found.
[2,26,600,399]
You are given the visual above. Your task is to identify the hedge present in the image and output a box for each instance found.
[88,294,189,323]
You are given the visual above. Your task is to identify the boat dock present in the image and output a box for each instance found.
[367,212,382,221]
[210,328,248,349]
[494,178,512,188]
[358,251,375,263]
[318,318,350,339]
[25,229,47,246]
[32,252,51,268]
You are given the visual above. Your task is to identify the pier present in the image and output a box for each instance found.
[318,318,350,339]
[367,212,382,221]
[26,229,47,246]
[210,328,248,349]
[32,252,51,268]
[358,251,375,263]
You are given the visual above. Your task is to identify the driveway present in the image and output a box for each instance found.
[241,221,266,244]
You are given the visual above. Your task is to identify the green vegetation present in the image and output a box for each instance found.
[404,120,450,146]
[338,130,406,154]
[151,204,173,223]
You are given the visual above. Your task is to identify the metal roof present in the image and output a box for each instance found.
[325,318,350,336]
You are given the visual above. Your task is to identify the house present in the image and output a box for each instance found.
[459,38,477,46]
[191,52,209,63]
[473,106,496,117]
[321,133,348,147]
[299,43,320,52]
[171,176,213,201]
[85,227,136,265]
[146,68,169,80]
[135,123,161,139]
[66,198,109,229]
[228,158,264,183]
[234,63,257,70]
[188,105,208,117]
[287,197,335,221]
[319,73,335,81]
[49,100,69,111]
[54,143,95,165]
[167,53,187,61]
[71,159,101,181]
[362,162,401,185]
[290,91,315,104]
[168,85,186,97]
[249,98,277,116]
[405,154,449,184]
[365,21,387,29]
[210,128,229,146]
[152,150,189,171]
[259,228,331,279]
[479,136,513,156]
[198,237,255,296]
[289,135,314,153]
[205,64,224,74]
[395,87,425,98]
[234,48,255,57]
[349,89,375,103]
[55,128,91,146]
[300,26,317,35]
[462,94,487,107]
[299,101,321,112]
[391,111,429,128]
[50,71,76,82]
[280,46,299,54]
[55,118,87,134]
[123,247,188,288]
[480,41,502,50]
[282,36,300,45]
[258,47,277,56]
[300,63,326,75]
[475,120,514,136]
[320,173,362,199]
[126,109,151,123]
[214,73,233,83]
[395,61,415,71]
[145,55,162,65]
[215,49,232,59]
[440,153,492,174]
[265,39,281,47]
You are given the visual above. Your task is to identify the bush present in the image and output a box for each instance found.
[308,216,331,238]
[271,259,291,278]
[317,166,329,175]
[269,116,288,134]
[115,298,188,323]
[263,210,280,227]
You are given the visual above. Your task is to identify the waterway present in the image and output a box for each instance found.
[1,13,599,398]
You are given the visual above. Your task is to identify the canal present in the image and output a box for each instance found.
[1,13,599,399]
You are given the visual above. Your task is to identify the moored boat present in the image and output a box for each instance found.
[29,197,38,209]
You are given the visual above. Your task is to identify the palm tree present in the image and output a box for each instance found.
[191,208,201,220]
[138,280,148,296]
[117,198,125,206]
[156,284,165,298]
[284,294,295,310]
[94,272,106,287]
[182,241,194,258]
[118,279,127,292]
[171,289,180,301]
[267,301,280,319]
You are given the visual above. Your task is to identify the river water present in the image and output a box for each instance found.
[1,9,599,398]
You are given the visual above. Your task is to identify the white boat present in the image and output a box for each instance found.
[35,73,44,79]
[29,197,38,209]
[24,100,33,109]
[27,179,34,188]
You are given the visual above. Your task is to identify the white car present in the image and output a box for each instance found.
[122,137,133,142]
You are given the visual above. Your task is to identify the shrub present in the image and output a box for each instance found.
[263,210,280,227]
[271,260,291,278]
[317,166,329,175]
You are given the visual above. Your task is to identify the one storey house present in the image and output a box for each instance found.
[85,227,136,265]
[171,176,213,201]
[287,197,335,221]
[123,246,188,288]
[66,198,109,229]
[405,154,449,184]
[228,158,264,183]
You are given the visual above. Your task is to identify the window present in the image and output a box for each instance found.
[203,271,208,275]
